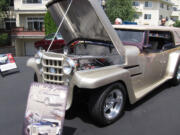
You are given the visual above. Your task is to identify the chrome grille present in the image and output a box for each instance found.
[42,53,64,85]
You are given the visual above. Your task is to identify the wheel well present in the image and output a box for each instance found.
[72,80,130,105]
[115,80,130,105]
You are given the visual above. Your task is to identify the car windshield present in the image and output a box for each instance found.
[56,34,63,40]
[116,30,144,45]
[45,34,62,40]
[45,34,54,40]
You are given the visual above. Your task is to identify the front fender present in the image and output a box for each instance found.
[26,58,42,82]
[72,65,136,104]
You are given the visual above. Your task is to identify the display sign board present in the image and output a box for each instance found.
[0,53,19,76]
[23,83,68,135]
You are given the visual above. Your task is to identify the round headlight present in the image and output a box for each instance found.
[35,58,41,64]
[37,51,43,58]
[35,51,43,64]
[63,58,75,75]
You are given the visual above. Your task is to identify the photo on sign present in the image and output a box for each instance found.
[0,54,8,65]
[0,53,19,76]
[23,83,68,135]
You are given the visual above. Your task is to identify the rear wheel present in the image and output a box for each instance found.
[171,62,180,86]
[88,83,126,126]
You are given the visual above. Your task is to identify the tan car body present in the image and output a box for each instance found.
[27,0,180,110]
[27,45,180,110]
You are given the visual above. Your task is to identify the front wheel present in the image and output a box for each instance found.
[88,83,126,126]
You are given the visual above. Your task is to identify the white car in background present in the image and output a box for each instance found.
[27,118,61,135]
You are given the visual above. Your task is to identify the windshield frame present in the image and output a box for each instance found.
[66,39,119,56]
[115,29,145,50]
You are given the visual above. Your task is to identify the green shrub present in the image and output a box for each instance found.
[44,11,57,35]
[0,33,8,46]
[173,20,180,27]
[105,0,135,23]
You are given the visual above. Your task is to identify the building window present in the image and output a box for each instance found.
[4,18,16,30]
[134,13,140,19]
[27,17,44,31]
[133,1,139,6]
[166,17,169,21]
[144,14,151,20]
[173,7,177,11]
[144,1,152,7]
[160,3,164,8]
[23,0,42,4]
[10,0,14,6]
[159,15,163,20]
[167,5,170,10]
[171,17,177,21]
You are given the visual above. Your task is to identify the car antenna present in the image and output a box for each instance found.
[47,0,73,52]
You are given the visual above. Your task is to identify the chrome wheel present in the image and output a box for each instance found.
[89,83,126,125]
[104,89,123,120]
[177,65,180,80]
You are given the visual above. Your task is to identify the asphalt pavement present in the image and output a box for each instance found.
[0,57,180,135]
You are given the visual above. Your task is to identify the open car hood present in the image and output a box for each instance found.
[47,0,125,62]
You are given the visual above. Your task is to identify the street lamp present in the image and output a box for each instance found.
[101,0,106,10]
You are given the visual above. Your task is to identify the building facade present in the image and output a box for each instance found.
[2,0,180,56]
[12,0,48,56]
[133,0,173,26]
[0,0,16,30]
[171,0,180,21]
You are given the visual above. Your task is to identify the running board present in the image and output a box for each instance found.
[135,77,171,101]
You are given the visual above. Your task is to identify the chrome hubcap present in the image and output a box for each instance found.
[104,89,123,120]
[177,65,180,80]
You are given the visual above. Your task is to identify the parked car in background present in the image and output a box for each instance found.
[34,33,65,52]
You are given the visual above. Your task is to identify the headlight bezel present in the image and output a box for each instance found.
[35,50,43,65]
[63,58,75,75]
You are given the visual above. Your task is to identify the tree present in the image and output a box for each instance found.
[173,20,180,27]
[44,11,57,35]
[0,0,10,18]
[0,33,8,46]
[0,0,10,30]
[105,0,135,23]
